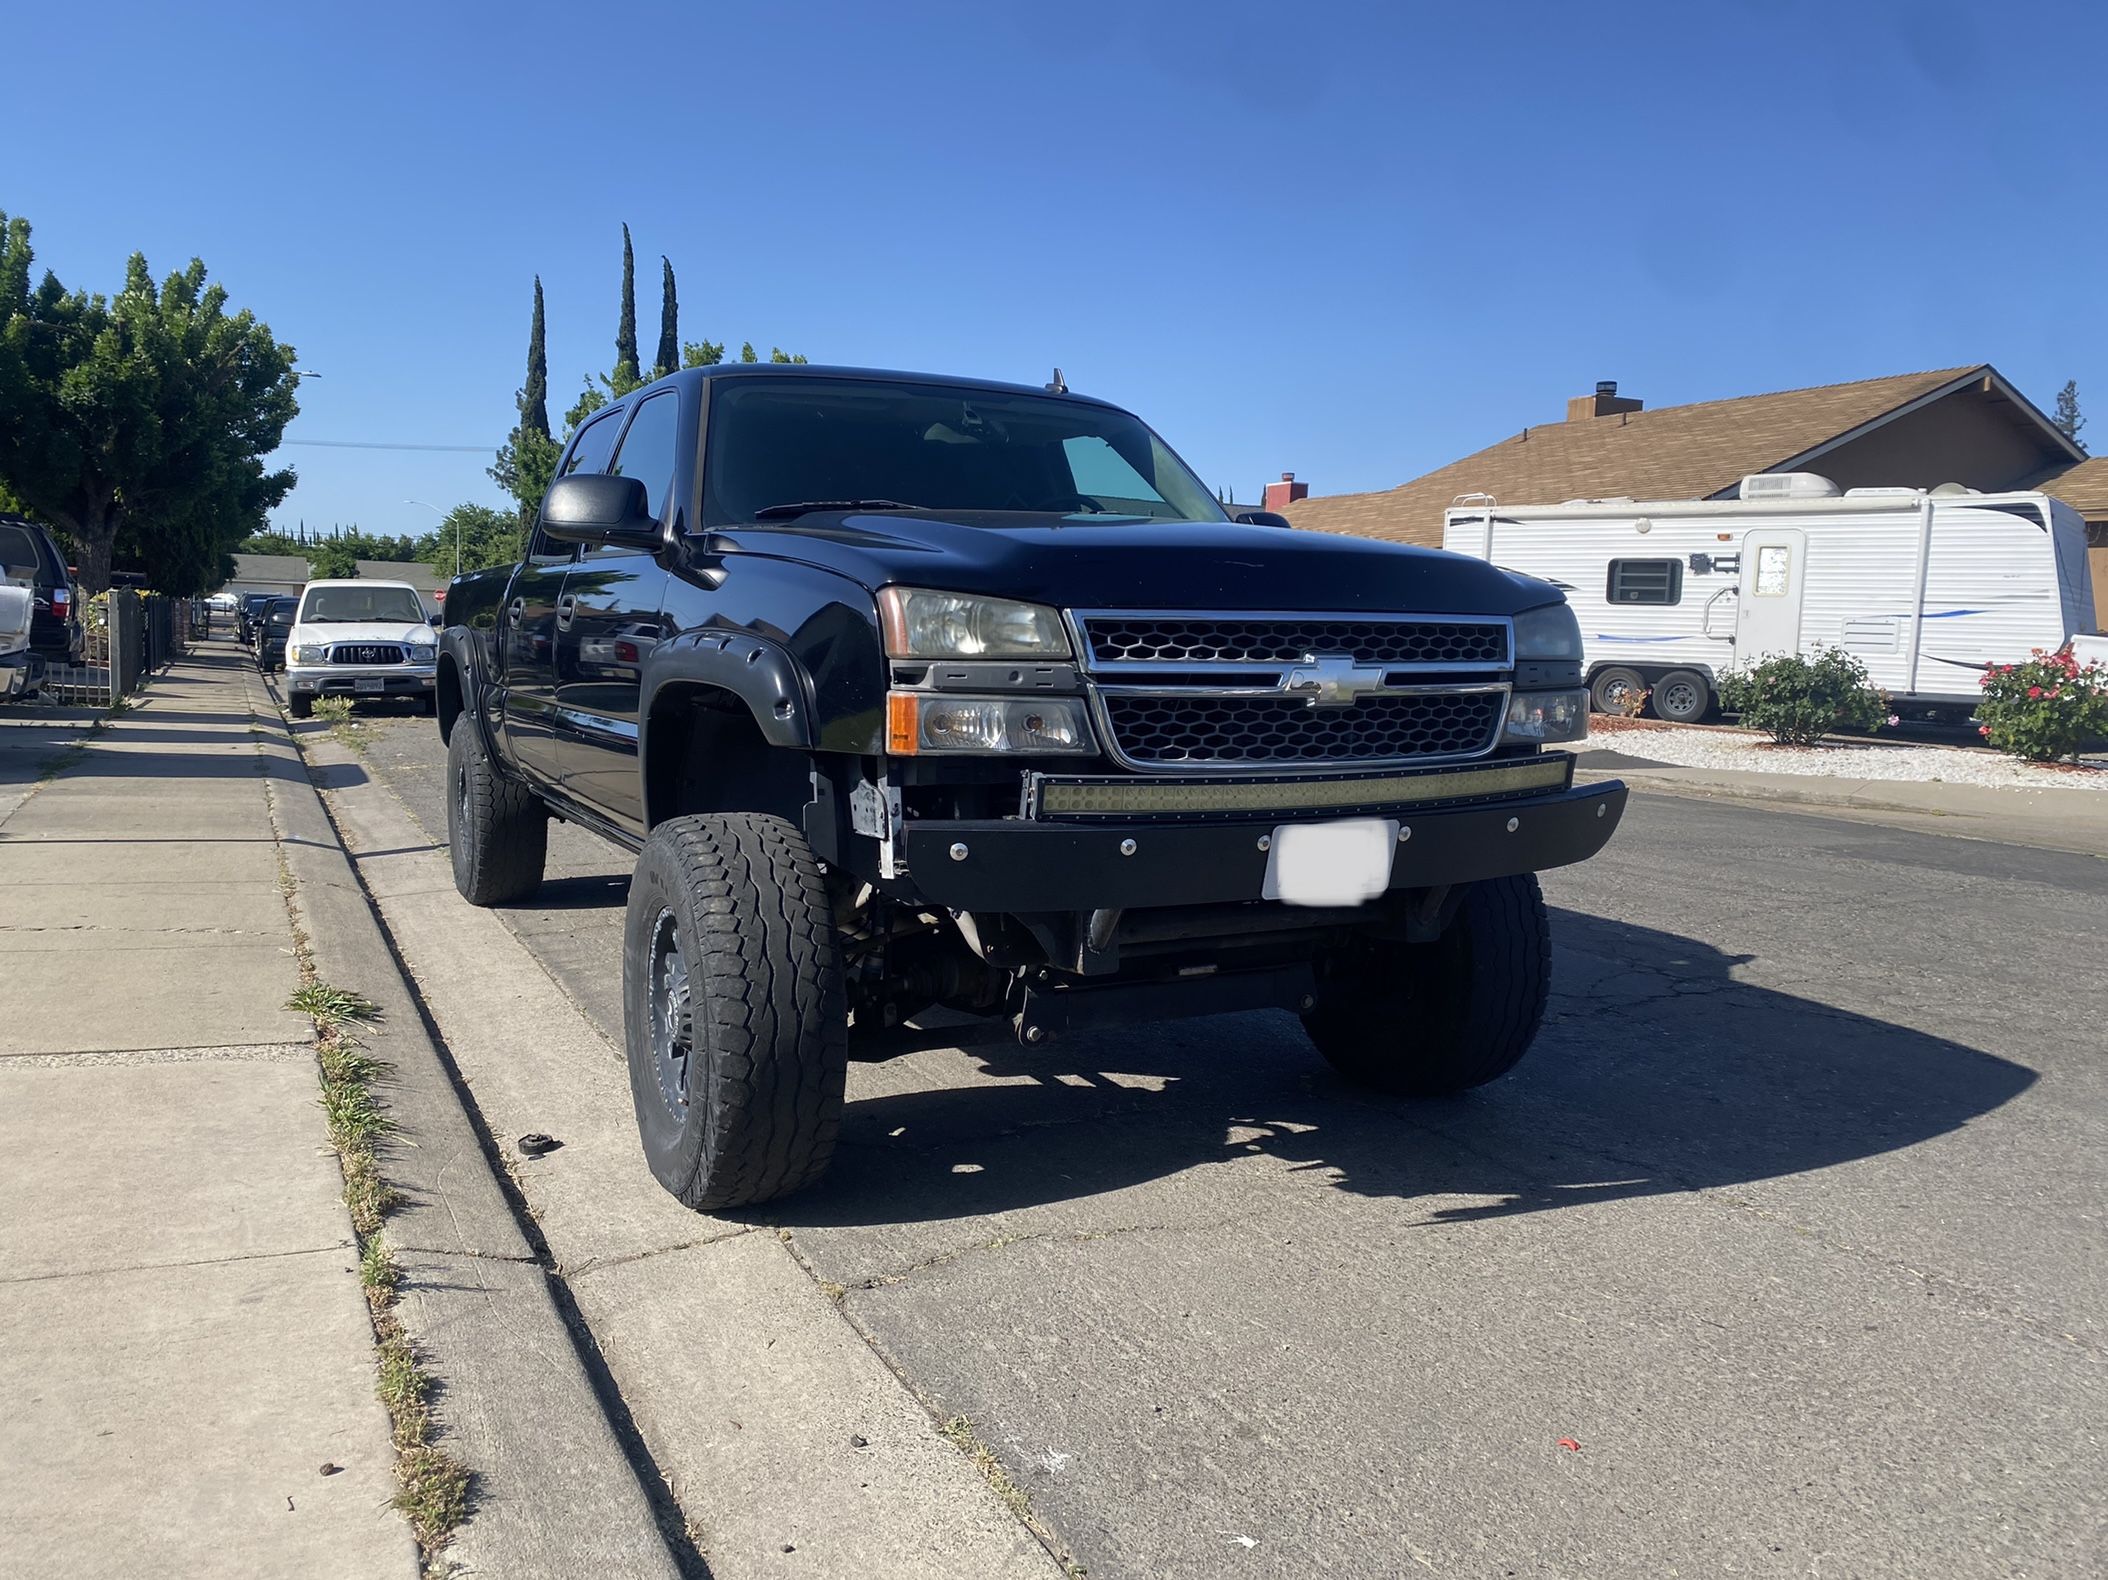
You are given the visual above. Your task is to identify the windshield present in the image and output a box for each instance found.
[298,584,427,623]
[702,376,1227,527]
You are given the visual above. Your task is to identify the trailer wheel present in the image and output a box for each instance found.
[1651,669,1713,724]
[1589,667,1645,716]
[1301,874,1551,1097]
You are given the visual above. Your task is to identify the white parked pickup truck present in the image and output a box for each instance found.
[282,579,439,719]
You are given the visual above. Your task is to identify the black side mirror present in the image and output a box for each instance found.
[541,474,662,548]
[427,610,443,627]
[1232,509,1294,529]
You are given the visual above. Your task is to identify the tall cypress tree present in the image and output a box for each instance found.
[524,276,550,439]
[614,224,640,385]
[655,257,678,380]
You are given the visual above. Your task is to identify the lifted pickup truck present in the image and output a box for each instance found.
[438,365,1626,1209]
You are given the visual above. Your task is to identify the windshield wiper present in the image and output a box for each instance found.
[751,499,916,521]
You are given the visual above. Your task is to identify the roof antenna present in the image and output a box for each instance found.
[1046,367,1068,394]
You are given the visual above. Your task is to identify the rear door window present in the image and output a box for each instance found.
[0,524,47,577]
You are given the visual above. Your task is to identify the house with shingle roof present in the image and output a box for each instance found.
[1282,365,2106,627]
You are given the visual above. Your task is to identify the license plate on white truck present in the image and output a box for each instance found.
[354,678,385,694]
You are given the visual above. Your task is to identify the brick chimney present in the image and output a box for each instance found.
[1262,471,1310,512]
[1566,380,1644,421]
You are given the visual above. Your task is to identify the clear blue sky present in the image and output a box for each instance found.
[4,0,2101,539]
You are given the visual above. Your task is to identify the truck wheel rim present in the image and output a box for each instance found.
[649,909,693,1121]
[1662,679,1699,715]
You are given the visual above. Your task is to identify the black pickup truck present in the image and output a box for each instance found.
[438,365,1626,1209]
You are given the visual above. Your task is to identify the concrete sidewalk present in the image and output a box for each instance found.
[1576,751,2108,858]
[0,643,416,1578]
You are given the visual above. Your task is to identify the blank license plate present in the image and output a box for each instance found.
[1262,818,1398,907]
[354,677,386,694]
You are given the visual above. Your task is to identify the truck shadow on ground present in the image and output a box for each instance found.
[776,907,2036,1228]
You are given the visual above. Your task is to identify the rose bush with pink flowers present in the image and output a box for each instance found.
[1975,648,2108,762]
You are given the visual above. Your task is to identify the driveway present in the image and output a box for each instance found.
[340,710,2106,1578]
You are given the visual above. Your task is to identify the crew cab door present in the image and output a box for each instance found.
[503,406,623,786]
[552,389,679,833]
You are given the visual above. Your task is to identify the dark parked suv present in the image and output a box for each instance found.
[436,365,1627,1210]
[0,514,82,663]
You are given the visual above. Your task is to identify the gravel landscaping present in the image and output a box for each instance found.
[1590,716,2108,792]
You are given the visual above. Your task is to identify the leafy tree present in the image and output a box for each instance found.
[682,337,726,368]
[739,340,758,364]
[770,348,809,364]
[0,212,300,594]
[2052,379,2086,452]
[655,257,678,380]
[417,503,521,578]
[491,276,562,524]
[613,223,640,390]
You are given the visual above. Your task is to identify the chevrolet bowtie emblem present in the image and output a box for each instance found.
[1280,654,1391,707]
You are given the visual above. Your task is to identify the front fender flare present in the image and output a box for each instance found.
[639,630,818,758]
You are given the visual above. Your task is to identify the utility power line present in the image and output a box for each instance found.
[281,439,490,453]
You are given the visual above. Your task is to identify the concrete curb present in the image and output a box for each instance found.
[249,680,687,1579]
[1578,765,2108,858]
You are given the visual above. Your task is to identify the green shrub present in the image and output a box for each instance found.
[1975,649,2108,763]
[1717,648,1888,746]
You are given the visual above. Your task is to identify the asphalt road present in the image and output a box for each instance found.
[355,710,2106,1579]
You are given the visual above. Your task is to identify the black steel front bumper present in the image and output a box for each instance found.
[899,777,1627,913]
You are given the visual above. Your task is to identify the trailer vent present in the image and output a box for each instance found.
[1738,472,1840,501]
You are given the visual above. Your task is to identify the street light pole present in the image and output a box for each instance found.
[404,499,456,579]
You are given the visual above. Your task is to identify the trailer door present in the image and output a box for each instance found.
[1736,528,1807,662]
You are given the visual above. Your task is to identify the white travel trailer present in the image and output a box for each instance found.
[1441,474,2099,722]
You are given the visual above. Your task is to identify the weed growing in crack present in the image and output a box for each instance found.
[281,957,469,1560]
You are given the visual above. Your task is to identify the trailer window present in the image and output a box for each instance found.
[1607,559,1682,605]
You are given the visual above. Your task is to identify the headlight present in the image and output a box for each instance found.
[406,644,436,664]
[878,587,1069,659]
[1512,602,1583,661]
[291,644,329,664]
[886,692,1094,755]
[1502,687,1589,744]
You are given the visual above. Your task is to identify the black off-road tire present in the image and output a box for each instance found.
[622,813,848,1211]
[1651,668,1713,724]
[1588,666,1645,716]
[1302,873,1552,1097]
[446,717,547,906]
[288,693,314,719]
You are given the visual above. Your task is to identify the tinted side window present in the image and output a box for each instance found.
[530,409,628,560]
[0,524,42,574]
[563,410,624,477]
[608,392,682,519]
[1607,559,1682,605]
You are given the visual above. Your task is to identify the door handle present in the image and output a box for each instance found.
[507,598,525,623]
[556,594,577,614]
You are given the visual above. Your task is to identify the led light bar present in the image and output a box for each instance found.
[1031,755,1572,818]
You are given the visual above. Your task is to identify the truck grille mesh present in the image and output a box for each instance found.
[328,644,405,665]
[1082,617,1508,667]
[1102,692,1505,767]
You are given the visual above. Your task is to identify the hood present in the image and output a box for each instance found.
[710,511,1554,616]
[291,619,435,646]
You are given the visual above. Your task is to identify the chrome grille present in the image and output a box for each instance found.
[1081,616,1508,668]
[329,644,405,665]
[1074,609,1513,773]
[1103,691,1505,768]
